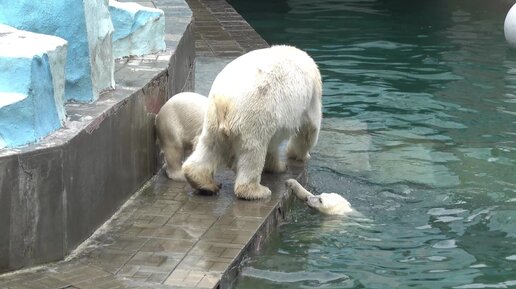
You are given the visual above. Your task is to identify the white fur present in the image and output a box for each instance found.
[286,179,352,215]
[286,178,314,200]
[156,92,207,181]
[306,193,352,215]
[182,45,322,199]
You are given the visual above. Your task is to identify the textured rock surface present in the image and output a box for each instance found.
[0,0,114,103]
[109,0,166,58]
[85,0,116,98]
[0,25,67,148]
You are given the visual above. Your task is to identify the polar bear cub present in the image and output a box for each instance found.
[182,45,322,200]
[156,92,207,181]
[286,179,352,215]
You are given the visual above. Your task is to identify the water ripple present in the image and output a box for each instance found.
[232,0,516,288]
[241,267,350,284]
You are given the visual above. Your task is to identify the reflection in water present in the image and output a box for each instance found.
[230,0,516,288]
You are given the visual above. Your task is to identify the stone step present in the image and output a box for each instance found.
[0,24,67,148]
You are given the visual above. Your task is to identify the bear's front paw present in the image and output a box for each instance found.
[182,164,220,194]
[285,179,297,190]
[235,183,271,200]
[196,182,221,195]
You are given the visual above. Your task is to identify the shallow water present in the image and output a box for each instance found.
[230,0,516,288]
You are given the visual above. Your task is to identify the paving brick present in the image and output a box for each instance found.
[23,276,70,289]
[203,226,255,245]
[108,236,148,252]
[216,215,263,230]
[126,252,182,270]
[146,272,169,283]
[74,275,119,287]
[164,269,205,287]
[4,284,36,289]
[175,253,234,273]
[79,248,134,274]
[165,213,217,229]
[140,238,195,254]
[196,273,221,288]
[188,241,242,259]
[152,225,207,240]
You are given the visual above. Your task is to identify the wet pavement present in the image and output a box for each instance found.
[185,0,268,57]
[0,0,306,288]
[0,167,305,289]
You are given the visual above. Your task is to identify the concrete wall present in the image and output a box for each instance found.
[0,2,194,273]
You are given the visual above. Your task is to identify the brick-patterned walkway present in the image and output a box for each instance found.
[0,1,304,289]
[0,169,303,289]
[185,0,268,57]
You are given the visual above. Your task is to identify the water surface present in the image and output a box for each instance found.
[230,0,516,288]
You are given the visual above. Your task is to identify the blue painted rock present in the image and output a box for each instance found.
[0,25,67,148]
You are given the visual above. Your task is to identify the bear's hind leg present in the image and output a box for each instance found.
[287,87,322,161]
[163,142,186,181]
[234,146,271,200]
[264,150,287,173]
[286,122,319,161]
[263,137,287,173]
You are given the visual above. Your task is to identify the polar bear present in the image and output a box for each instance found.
[286,179,352,215]
[182,45,322,200]
[155,92,207,181]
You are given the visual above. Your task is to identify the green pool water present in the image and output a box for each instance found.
[229,0,516,288]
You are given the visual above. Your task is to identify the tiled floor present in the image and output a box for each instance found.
[0,1,306,288]
[0,166,304,289]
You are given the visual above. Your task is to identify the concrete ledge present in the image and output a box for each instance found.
[219,166,306,289]
[0,0,194,273]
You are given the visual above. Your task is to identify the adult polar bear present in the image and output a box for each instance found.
[183,45,322,200]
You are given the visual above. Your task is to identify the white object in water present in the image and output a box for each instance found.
[286,179,353,215]
[504,4,516,48]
